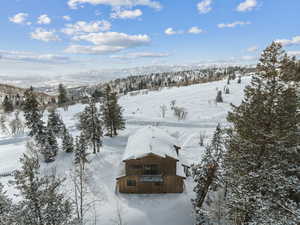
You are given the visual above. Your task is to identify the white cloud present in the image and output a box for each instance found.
[63,15,72,21]
[31,28,60,42]
[111,52,169,59]
[9,13,29,24]
[197,0,212,14]
[275,36,300,46]
[62,20,111,35]
[165,27,203,35]
[287,51,300,57]
[164,27,182,35]
[188,26,203,34]
[0,50,70,63]
[247,46,258,52]
[68,0,162,10]
[218,21,251,28]
[237,0,257,12]
[66,31,151,54]
[37,14,51,24]
[111,9,142,19]
[65,45,124,54]
[73,31,150,46]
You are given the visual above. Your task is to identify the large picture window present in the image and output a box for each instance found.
[143,164,160,175]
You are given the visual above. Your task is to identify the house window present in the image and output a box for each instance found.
[143,164,160,175]
[127,179,136,187]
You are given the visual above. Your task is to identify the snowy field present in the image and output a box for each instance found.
[0,76,250,225]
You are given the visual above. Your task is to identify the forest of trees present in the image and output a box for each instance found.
[0,79,126,224]
[192,42,300,225]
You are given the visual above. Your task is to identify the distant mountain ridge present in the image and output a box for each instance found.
[0,63,256,89]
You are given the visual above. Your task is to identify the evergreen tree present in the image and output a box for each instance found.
[92,89,103,99]
[192,124,225,225]
[111,92,125,135]
[74,134,89,170]
[225,87,230,94]
[215,90,223,103]
[78,99,103,154]
[224,42,300,224]
[0,182,13,225]
[41,127,59,162]
[23,87,46,144]
[101,85,125,137]
[58,83,69,106]
[47,109,65,138]
[2,96,14,113]
[62,127,74,153]
[14,154,75,225]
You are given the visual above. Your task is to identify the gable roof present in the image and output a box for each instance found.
[122,126,179,161]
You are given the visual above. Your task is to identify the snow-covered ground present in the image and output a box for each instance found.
[0,76,250,225]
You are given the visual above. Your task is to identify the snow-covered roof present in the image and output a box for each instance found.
[122,126,179,161]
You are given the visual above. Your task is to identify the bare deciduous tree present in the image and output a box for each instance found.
[9,111,25,136]
[160,104,167,118]
[199,131,206,146]
[173,106,188,120]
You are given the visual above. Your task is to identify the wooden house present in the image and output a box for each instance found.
[116,126,186,194]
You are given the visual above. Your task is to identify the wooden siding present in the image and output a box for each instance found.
[117,154,184,194]
[117,175,184,194]
[124,154,177,176]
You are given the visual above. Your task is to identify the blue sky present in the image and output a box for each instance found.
[0,0,299,76]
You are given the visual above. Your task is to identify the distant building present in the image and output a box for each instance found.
[116,126,186,194]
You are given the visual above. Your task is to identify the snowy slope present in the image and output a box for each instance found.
[0,76,250,225]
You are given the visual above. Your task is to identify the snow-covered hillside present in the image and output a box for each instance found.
[0,76,250,225]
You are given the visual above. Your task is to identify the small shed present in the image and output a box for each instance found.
[116,126,186,194]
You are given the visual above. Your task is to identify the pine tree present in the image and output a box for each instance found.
[225,87,230,94]
[62,127,74,153]
[92,89,103,99]
[101,85,125,137]
[215,90,223,103]
[78,99,103,154]
[0,182,13,225]
[74,134,89,170]
[192,124,225,225]
[101,85,114,137]
[23,87,46,143]
[111,92,125,135]
[224,42,300,224]
[14,154,75,225]
[41,127,59,162]
[2,96,14,113]
[58,83,69,106]
[47,109,65,138]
